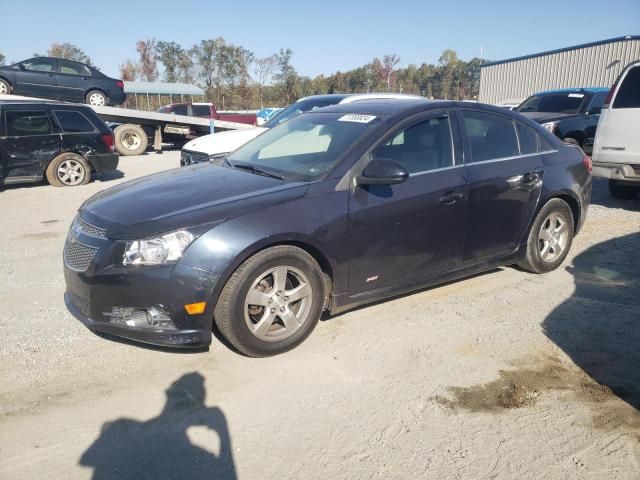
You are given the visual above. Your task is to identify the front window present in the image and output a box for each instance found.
[5,110,52,136]
[516,93,585,114]
[20,58,55,73]
[263,99,340,128]
[226,112,384,181]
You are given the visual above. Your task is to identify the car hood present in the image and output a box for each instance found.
[520,112,576,123]
[80,164,308,239]
[183,127,267,155]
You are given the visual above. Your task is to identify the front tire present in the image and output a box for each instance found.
[86,90,107,106]
[214,246,325,357]
[45,153,91,187]
[519,198,574,274]
[609,180,639,200]
[113,124,148,156]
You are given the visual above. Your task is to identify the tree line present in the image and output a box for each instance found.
[0,42,488,109]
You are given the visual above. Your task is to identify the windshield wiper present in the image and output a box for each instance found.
[226,161,286,180]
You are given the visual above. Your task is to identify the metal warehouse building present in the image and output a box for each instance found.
[479,35,640,105]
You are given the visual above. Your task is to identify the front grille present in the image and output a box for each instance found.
[181,149,210,166]
[70,291,90,317]
[76,216,106,238]
[64,236,98,272]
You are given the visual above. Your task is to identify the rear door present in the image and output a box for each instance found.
[56,60,92,102]
[348,110,468,294]
[594,63,640,166]
[13,58,59,98]
[0,108,60,180]
[458,109,544,263]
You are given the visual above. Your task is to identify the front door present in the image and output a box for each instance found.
[348,111,468,294]
[14,58,59,99]
[458,109,544,263]
[56,59,92,102]
[0,109,60,181]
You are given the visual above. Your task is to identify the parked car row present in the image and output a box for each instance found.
[64,98,592,356]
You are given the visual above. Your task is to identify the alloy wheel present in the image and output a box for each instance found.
[0,82,7,95]
[538,212,569,262]
[57,159,86,186]
[244,265,313,341]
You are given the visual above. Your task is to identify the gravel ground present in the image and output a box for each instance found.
[0,152,639,479]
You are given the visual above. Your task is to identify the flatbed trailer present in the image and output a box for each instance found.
[0,94,256,156]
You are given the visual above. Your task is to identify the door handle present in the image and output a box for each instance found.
[439,191,463,205]
[507,172,540,185]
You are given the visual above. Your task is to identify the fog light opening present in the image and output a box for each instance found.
[103,305,177,330]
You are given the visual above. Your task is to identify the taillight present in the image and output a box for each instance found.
[604,82,617,107]
[583,153,592,173]
[116,80,124,89]
[101,133,115,153]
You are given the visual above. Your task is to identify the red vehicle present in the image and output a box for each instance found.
[157,102,256,125]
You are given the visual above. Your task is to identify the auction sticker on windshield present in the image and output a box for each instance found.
[338,114,377,123]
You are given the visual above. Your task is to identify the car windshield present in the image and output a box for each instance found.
[263,98,342,128]
[226,112,384,181]
[516,93,585,114]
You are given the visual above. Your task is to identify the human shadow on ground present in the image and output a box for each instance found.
[543,232,640,410]
[79,372,237,480]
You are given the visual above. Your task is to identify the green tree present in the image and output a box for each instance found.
[0,51,5,66]
[156,41,184,82]
[274,48,298,103]
[438,49,459,100]
[47,42,94,66]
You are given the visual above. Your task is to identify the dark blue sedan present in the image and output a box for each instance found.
[63,99,592,356]
[0,57,126,106]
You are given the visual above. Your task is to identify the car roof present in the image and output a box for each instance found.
[313,98,441,116]
[0,100,91,109]
[296,94,350,103]
[532,87,609,96]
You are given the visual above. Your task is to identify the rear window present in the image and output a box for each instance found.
[5,110,52,136]
[461,110,519,162]
[192,105,211,116]
[59,60,91,76]
[54,110,96,133]
[613,66,640,109]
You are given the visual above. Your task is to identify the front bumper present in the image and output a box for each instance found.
[63,220,220,348]
[87,153,119,174]
[592,162,640,183]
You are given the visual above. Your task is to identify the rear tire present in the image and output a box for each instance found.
[114,124,148,156]
[214,246,325,357]
[519,198,574,274]
[85,90,107,106]
[609,180,639,200]
[0,78,11,95]
[45,153,91,187]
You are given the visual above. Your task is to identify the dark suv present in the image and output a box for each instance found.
[0,57,126,106]
[515,88,608,155]
[0,101,118,187]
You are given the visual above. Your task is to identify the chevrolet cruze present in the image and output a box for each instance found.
[64,99,592,356]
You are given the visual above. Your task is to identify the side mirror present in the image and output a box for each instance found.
[18,64,26,70]
[357,158,409,185]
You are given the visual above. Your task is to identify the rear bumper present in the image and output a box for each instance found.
[593,162,640,183]
[87,153,119,173]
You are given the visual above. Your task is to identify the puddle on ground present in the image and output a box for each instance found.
[22,232,60,239]
[434,356,640,438]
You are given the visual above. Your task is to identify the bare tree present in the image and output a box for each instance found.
[254,55,276,107]
[274,48,298,103]
[381,54,400,90]
[47,42,94,66]
[119,60,137,81]
[136,39,158,82]
[0,51,5,66]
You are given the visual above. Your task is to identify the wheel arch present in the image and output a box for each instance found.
[209,236,336,313]
[0,75,13,91]
[546,191,581,233]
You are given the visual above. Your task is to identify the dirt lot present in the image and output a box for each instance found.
[0,152,639,479]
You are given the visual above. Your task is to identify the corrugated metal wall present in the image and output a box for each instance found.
[479,38,640,105]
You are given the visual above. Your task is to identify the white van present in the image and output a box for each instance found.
[592,60,640,199]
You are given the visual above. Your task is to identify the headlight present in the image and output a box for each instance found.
[540,121,559,133]
[123,230,194,265]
